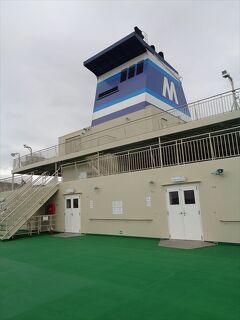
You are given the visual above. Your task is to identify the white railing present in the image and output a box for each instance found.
[0,169,60,240]
[61,127,240,179]
[13,89,240,170]
[0,173,36,193]
[0,172,49,218]
[14,145,59,170]
[13,214,57,237]
[170,89,239,120]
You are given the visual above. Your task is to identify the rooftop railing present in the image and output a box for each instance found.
[13,88,240,170]
[0,173,34,193]
[61,126,240,179]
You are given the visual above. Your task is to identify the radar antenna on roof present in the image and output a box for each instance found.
[142,30,148,43]
[134,26,148,43]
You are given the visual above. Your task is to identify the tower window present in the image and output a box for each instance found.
[136,61,144,75]
[120,69,128,82]
[128,65,135,79]
[119,60,144,84]
[98,86,118,99]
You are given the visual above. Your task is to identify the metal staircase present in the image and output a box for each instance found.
[0,170,59,240]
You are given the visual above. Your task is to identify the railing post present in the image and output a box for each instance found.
[97,152,100,176]
[75,163,78,179]
[149,146,155,168]
[209,133,215,160]
[176,141,179,165]
[127,151,130,172]
[39,217,42,232]
[60,166,63,179]
[193,103,198,120]
[181,139,185,163]
[11,174,14,191]
[232,89,239,111]
[158,137,163,167]
[38,216,41,234]
[108,154,110,175]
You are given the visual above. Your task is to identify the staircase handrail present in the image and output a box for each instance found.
[0,173,35,206]
[0,171,55,224]
[1,170,60,238]
[0,173,47,218]
[3,185,57,236]
[0,174,55,225]
[0,172,50,210]
[0,172,49,217]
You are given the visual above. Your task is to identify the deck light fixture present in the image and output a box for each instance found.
[11,152,20,162]
[23,144,32,155]
[222,70,239,111]
[211,168,224,175]
[11,152,20,158]
[171,176,187,183]
[11,153,21,169]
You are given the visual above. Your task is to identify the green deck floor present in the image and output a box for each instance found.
[0,234,239,320]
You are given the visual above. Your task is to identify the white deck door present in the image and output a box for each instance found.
[65,195,81,233]
[166,184,202,240]
[166,187,185,240]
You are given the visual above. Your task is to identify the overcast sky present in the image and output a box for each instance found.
[0,0,239,178]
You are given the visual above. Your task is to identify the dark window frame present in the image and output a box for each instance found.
[73,198,79,209]
[66,199,71,209]
[184,190,196,204]
[169,191,180,205]
[119,61,144,84]
[120,69,128,82]
[97,86,119,100]
[128,65,136,79]
[136,61,144,75]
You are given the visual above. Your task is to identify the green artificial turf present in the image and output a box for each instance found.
[0,234,239,320]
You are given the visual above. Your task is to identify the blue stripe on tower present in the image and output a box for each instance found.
[94,88,146,112]
[97,58,181,87]
[94,74,146,110]
[92,57,189,126]
[92,101,149,126]
[97,73,120,87]
[93,87,185,114]
[146,89,189,115]
[94,62,186,113]
[146,59,181,85]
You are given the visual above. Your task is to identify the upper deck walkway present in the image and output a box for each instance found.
[12,89,240,173]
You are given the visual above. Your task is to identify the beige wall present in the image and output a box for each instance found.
[12,110,240,175]
[58,105,183,156]
[54,156,240,243]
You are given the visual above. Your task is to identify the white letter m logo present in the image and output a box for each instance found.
[162,77,179,104]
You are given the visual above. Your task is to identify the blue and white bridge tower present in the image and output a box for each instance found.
[84,27,190,127]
